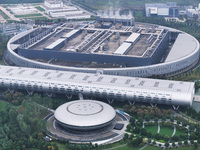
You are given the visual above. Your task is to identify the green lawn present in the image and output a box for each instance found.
[145,126,158,135]
[170,146,200,150]
[144,145,163,150]
[104,141,126,149]
[134,11,143,18]
[28,16,48,20]
[0,100,9,112]
[29,142,67,150]
[159,127,174,137]
[114,144,145,150]
[15,13,43,18]
[35,6,45,11]
[57,143,68,150]
[175,129,186,136]
[144,145,200,150]
[0,10,9,19]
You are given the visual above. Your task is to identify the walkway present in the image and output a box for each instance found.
[157,122,160,133]
[139,144,148,150]
[171,124,176,137]
[34,5,52,19]
[0,6,20,21]
[174,111,199,124]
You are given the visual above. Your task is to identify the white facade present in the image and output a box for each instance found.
[8,5,38,15]
[49,11,84,18]
[44,0,64,8]
[55,100,116,130]
[145,3,179,17]
[187,9,199,18]
[0,65,195,107]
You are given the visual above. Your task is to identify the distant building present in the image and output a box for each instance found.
[145,2,179,17]
[44,0,91,19]
[96,10,135,26]
[179,10,187,16]
[1,23,32,36]
[187,9,199,18]
[44,0,64,8]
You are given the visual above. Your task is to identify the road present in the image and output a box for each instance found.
[173,111,199,124]
[34,5,52,19]
[139,144,148,150]
[0,6,20,21]
[0,14,6,23]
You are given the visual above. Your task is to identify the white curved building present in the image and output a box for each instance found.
[6,23,200,78]
[0,65,195,107]
[55,100,116,130]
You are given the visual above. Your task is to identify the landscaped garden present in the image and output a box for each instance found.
[35,6,45,11]
[15,13,43,18]
[145,125,158,135]
[159,127,174,136]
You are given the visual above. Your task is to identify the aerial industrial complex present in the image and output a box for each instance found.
[6,21,199,77]
[4,13,200,143]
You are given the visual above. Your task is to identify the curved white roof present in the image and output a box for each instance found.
[54,100,116,127]
[165,33,198,62]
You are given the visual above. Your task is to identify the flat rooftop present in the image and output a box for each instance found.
[26,25,163,58]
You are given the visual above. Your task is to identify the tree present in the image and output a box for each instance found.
[165,142,169,148]
[138,117,143,124]
[123,133,129,140]
[148,138,151,144]
[137,109,143,117]
[9,108,18,123]
[194,142,198,149]
[178,141,182,146]
[191,140,194,145]
[172,142,176,148]
[130,117,135,126]
[190,132,198,140]
[193,14,199,22]
[145,115,150,121]
[162,117,166,121]
[154,117,158,122]
[126,124,132,131]
[189,125,195,131]
[170,117,174,122]
[184,140,188,146]
[141,128,147,136]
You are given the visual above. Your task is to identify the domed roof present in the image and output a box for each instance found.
[54,100,116,128]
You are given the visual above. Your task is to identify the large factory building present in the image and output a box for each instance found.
[6,22,200,78]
